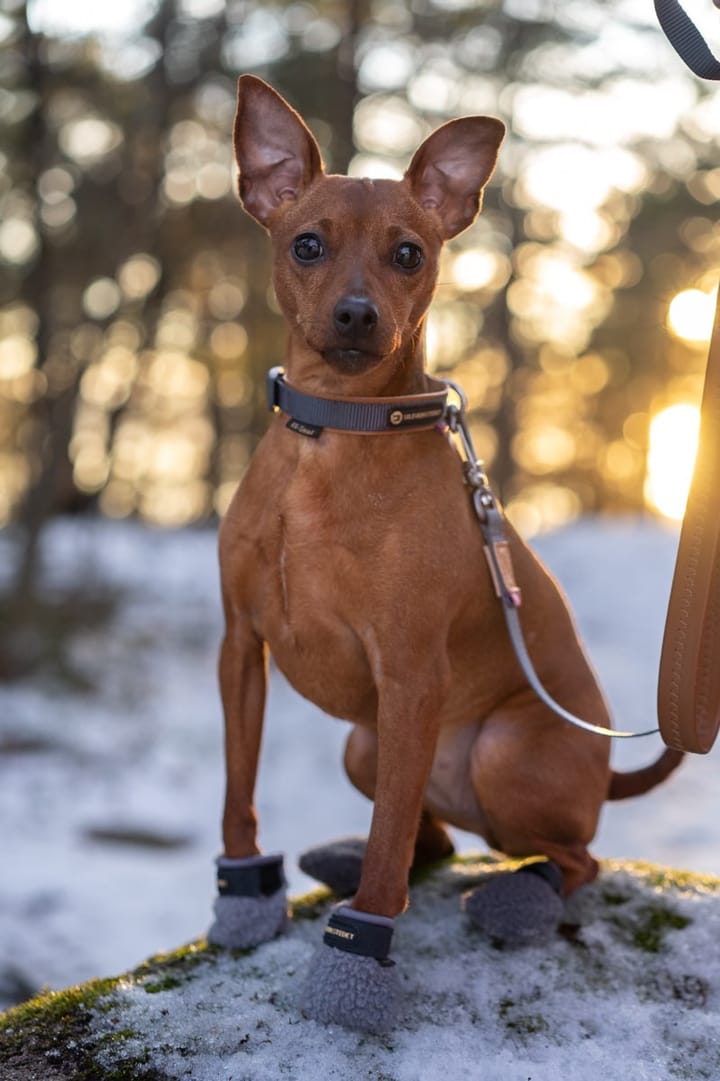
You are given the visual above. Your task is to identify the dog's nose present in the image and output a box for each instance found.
[333,296,379,339]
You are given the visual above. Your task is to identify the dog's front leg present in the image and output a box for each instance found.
[208,618,288,949]
[219,619,266,858]
[353,685,446,918]
[302,656,449,1031]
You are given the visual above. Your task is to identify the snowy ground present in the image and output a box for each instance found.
[86,860,720,1081]
[1,514,718,1013]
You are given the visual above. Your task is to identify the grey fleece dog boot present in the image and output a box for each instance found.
[298,837,366,897]
[208,854,288,950]
[301,906,400,1032]
[463,860,565,947]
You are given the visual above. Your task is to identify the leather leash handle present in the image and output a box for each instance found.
[654,0,720,751]
[658,288,720,753]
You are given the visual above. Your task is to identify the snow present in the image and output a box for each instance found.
[88,859,720,1081]
[1,514,719,1015]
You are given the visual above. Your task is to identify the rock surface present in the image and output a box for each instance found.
[1,856,719,1081]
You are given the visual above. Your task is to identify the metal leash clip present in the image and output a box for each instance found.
[442,379,522,610]
[443,379,489,493]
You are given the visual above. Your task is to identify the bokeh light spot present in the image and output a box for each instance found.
[0,219,39,264]
[0,335,37,379]
[83,278,122,320]
[59,117,122,165]
[210,323,248,361]
[667,288,716,344]
[451,249,510,292]
[644,403,700,521]
[118,254,161,300]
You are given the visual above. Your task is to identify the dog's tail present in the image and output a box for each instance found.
[607,747,684,801]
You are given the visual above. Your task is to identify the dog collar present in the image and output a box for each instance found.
[266,366,449,438]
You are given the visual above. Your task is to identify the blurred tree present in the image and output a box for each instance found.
[0,0,366,673]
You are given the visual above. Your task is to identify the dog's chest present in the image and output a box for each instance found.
[256,498,388,720]
[246,452,449,720]
[228,429,513,723]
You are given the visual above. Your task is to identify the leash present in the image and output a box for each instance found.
[443,381,660,741]
[657,281,720,753]
[268,366,658,740]
[653,1,720,753]
[654,0,720,78]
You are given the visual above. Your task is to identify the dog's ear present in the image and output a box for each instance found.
[233,76,325,227]
[405,117,505,239]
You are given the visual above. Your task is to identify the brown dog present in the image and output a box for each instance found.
[208,76,682,1031]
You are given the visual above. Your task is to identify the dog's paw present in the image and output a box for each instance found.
[463,860,564,947]
[298,836,366,896]
[300,905,399,1033]
[208,891,288,950]
[207,854,288,950]
[301,946,399,1032]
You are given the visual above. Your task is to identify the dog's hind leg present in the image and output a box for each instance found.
[345,723,456,865]
[462,698,608,946]
[299,725,455,896]
[414,809,457,864]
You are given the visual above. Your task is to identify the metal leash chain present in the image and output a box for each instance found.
[442,380,660,740]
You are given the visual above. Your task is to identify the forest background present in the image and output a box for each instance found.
[2,0,720,671]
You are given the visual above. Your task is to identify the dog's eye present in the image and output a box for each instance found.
[393,242,423,271]
[293,234,324,263]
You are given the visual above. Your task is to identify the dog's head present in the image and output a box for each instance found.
[233,76,504,380]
